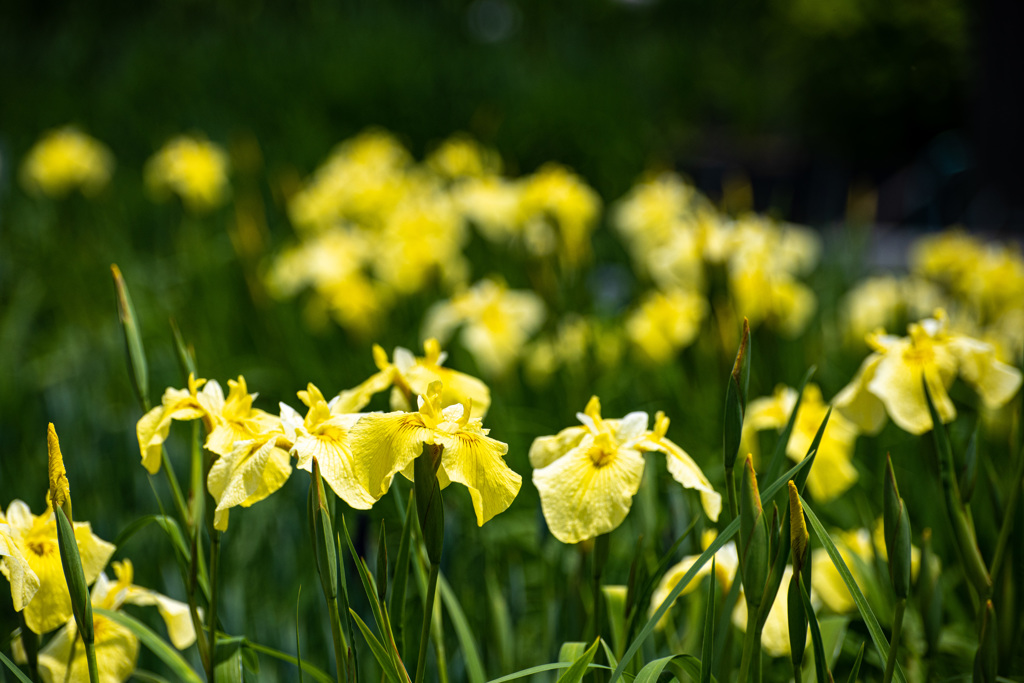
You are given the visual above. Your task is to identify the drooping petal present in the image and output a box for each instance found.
[834,353,888,434]
[436,431,521,526]
[867,339,957,434]
[124,587,197,649]
[207,437,293,532]
[294,414,376,510]
[349,412,434,499]
[38,615,139,683]
[640,437,721,522]
[949,335,1023,409]
[528,425,588,469]
[532,436,645,544]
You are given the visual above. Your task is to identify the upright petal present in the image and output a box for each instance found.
[437,431,521,526]
[532,437,645,544]
[528,425,588,469]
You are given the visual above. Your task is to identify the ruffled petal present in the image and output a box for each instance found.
[528,425,588,469]
[532,437,645,544]
[867,340,957,434]
[949,336,1023,409]
[349,412,433,499]
[38,614,139,683]
[294,415,376,510]
[436,431,521,526]
[208,438,293,531]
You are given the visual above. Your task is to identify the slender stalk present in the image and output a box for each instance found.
[414,564,440,683]
[206,530,220,682]
[737,619,759,683]
[161,449,192,532]
[84,639,100,683]
[883,599,906,683]
[327,596,349,683]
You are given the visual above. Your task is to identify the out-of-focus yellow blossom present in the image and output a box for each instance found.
[530,398,720,544]
[523,315,594,386]
[613,172,704,259]
[37,560,195,683]
[518,164,601,268]
[145,135,230,212]
[136,374,219,474]
[350,382,521,526]
[729,261,816,338]
[836,311,1022,434]
[288,129,411,232]
[842,275,946,346]
[21,126,114,197]
[651,530,739,623]
[744,384,859,501]
[424,278,546,377]
[626,289,708,363]
[454,175,524,244]
[732,565,801,658]
[426,135,501,180]
[280,383,375,512]
[336,339,491,419]
[0,500,114,634]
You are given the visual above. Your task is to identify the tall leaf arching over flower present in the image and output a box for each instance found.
[530,397,720,544]
[349,381,521,526]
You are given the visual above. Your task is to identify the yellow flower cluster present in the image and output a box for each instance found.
[21,126,114,198]
[523,315,626,387]
[135,340,519,531]
[267,130,600,339]
[145,135,231,212]
[614,173,820,353]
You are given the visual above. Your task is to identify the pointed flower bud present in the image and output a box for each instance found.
[884,455,912,599]
[723,319,750,471]
[414,443,445,566]
[47,423,72,520]
[308,458,339,601]
[788,481,809,573]
[739,456,768,609]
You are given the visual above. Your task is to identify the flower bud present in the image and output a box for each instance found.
[308,457,339,601]
[739,456,768,610]
[47,423,72,521]
[788,481,809,573]
[415,443,445,566]
[883,455,911,600]
[723,319,750,471]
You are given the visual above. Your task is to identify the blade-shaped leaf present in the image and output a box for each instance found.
[244,640,334,683]
[846,643,865,683]
[439,573,486,683]
[798,497,906,683]
[0,650,32,683]
[700,559,716,683]
[556,639,601,683]
[764,366,816,484]
[798,581,830,683]
[350,610,404,683]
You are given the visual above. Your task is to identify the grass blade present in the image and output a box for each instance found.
[0,650,32,683]
[700,559,716,683]
[244,640,334,683]
[350,610,404,683]
[556,638,600,683]
[846,643,865,683]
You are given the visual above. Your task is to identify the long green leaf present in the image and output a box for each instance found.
[798,498,907,683]
[486,662,611,683]
[799,581,830,683]
[700,559,716,683]
[350,610,404,683]
[439,573,486,683]
[610,455,815,683]
[635,656,678,683]
[132,670,173,683]
[0,650,32,683]
[244,641,333,683]
[556,639,600,683]
[94,609,203,683]
[667,655,715,683]
[846,643,865,683]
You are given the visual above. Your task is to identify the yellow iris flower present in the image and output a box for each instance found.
[0,500,114,634]
[202,376,281,458]
[349,381,521,526]
[743,384,859,501]
[626,289,708,363]
[529,397,720,544]
[37,560,195,683]
[145,135,230,212]
[836,311,1023,434]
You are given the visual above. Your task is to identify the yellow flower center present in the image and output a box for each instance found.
[27,539,56,557]
[587,433,617,468]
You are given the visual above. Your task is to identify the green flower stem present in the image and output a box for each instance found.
[207,529,220,683]
[161,448,192,534]
[84,639,100,683]
[736,620,762,683]
[883,599,906,683]
[414,563,440,683]
[592,533,610,683]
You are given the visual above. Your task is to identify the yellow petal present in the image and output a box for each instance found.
[436,431,521,526]
[38,614,139,683]
[641,437,721,522]
[401,363,491,419]
[834,353,888,434]
[334,368,395,414]
[949,336,1023,409]
[207,438,292,532]
[867,339,956,434]
[528,425,588,469]
[532,436,645,544]
[294,416,376,511]
[349,412,433,499]
[124,587,196,649]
